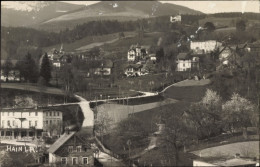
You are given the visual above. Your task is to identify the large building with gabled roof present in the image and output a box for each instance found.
[48,131,94,166]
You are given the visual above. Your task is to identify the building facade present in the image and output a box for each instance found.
[176,53,200,71]
[0,108,63,139]
[48,131,94,166]
[190,40,222,54]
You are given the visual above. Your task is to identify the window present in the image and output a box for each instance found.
[76,146,82,152]
[49,112,52,116]
[68,146,73,152]
[54,112,56,116]
[82,157,88,164]
[7,120,10,126]
[183,63,185,67]
[29,112,31,116]
[61,157,67,164]
[29,121,32,127]
[46,120,48,125]
[57,112,59,116]
[35,112,38,116]
[50,120,52,125]
[46,112,48,116]
[35,121,37,127]
[72,157,78,165]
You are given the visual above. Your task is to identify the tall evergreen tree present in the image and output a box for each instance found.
[19,52,38,83]
[40,53,52,84]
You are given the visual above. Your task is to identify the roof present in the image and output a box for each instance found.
[48,131,76,154]
[191,40,219,43]
[103,59,113,68]
[177,53,191,60]
[126,64,143,69]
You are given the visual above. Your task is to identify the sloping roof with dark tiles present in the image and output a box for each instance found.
[48,131,76,154]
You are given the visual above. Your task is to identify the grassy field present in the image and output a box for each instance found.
[43,31,137,52]
[163,79,211,102]
[96,98,178,125]
[132,101,191,132]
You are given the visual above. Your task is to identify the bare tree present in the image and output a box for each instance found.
[95,110,112,142]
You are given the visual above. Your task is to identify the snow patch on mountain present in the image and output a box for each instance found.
[1,1,50,12]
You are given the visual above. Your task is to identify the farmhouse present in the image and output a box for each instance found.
[190,40,222,54]
[176,53,200,72]
[0,108,63,139]
[48,131,94,166]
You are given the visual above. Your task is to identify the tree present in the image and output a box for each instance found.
[187,89,222,140]
[118,32,125,39]
[2,58,13,81]
[39,53,52,85]
[95,110,113,143]
[222,93,255,138]
[60,64,75,101]
[158,106,195,166]
[19,52,39,83]
[204,22,215,32]
[236,20,246,32]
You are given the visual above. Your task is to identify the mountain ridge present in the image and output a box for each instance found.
[1,1,203,31]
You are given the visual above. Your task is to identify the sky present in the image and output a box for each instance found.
[64,1,260,14]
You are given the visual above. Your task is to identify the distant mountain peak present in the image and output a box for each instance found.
[1,1,51,12]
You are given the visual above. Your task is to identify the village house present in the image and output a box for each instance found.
[127,44,148,62]
[176,53,200,72]
[48,131,94,166]
[190,40,222,54]
[91,59,113,76]
[0,108,63,140]
[170,15,181,23]
[148,53,157,61]
[47,45,72,68]
[124,64,147,77]
[245,41,260,54]
[218,46,235,65]
[1,60,21,82]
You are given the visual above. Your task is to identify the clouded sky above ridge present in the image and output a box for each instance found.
[64,1,259,14]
